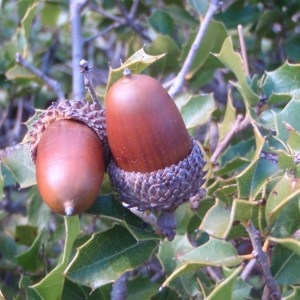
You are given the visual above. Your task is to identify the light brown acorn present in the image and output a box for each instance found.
[29,99,107,215]
[105,70,206,240]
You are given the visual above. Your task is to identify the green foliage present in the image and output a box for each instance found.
[1,0,300,299]
[179,94,216,129]
[214,37,260,108]
[66,225,159,290]
[1,144,36,188]
[31,216,80,299]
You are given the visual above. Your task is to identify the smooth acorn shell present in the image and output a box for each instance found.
[105,74,192,172]
[36,119,105,215]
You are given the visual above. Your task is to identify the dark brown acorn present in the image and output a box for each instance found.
[105,70,206,240]
[29,99,107,215]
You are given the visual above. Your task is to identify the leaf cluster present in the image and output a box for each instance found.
[0,0,300,299]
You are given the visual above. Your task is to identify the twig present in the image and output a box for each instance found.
[168,0,220,98]
[0,106,9,129]
[210,114,251,164]
[79,59,100,105]
[90,3,124,23]
[206,266,223,282]
[84,23,122,45]
[115,0,151,42]
[240,258,257,281]
[15,53,65,101]
[89,1,150,43]
[41,41,58,74]
[128,206,159,231]
[128,0,140,19]
[237,25,250,76]
[110,273,128,300]
[243,221,281,300]
[260,151,278,164]
[11,100,23,139]
[69,0,87,100]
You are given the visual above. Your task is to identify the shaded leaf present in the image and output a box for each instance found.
[230,199,256,222]
[146,34,181,74]
[214,37,259,107]
[236,127,279,199]
[219,90,236,141]
[163,5,198,27]
[249,156,279,198]
[65,225,159,290]
[30,216,80,299]
[157,234,200,297]
[268,237,300,256]
[62,278,112,300]
[40,2,63,27]
[19,273,33,289]
[16,231,43,271]
[220,138,255,166]
[175,203,196,235]
[215,4,259,29]
[255,7,281,34]
[265,174,300,227]
[180,94,216,129]
[160,263,204,290]
[199,199,231,239]
[0,232,19,267]
[277,150,296,170]
[27,187,51,230]
[267,93,292,105]
[275,99,300,143]
[149,10,174,36]
[232,278,252,300]
[158,234,195,275]
[270,197,300,237]
[188,0,209,16]
[262,62,300,98]
[282,286,300,300]
[1,144,36,188]
[86,194,157,240]
[15,225,37,246]
[206,266,243,300]
[189,61,220,89]
[271,245,300,285]
[21,0,38,39]
[181,20,228,77]
[178,237,242,267]
[216,157,250,177]
[5,64,37,80]
[127,276,160,300]
[161,237,242,288]
[21,0,38,54]
[214,184,238,204]
[287,129,300,153]
[285,35,300,62]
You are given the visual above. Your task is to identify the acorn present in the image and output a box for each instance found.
[105,70,206,240]
[29,99,107,215]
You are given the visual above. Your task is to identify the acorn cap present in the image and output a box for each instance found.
[108,138,206,212]
[29,99,107,162]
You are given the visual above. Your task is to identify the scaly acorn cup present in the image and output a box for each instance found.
[29,99,107,216]
[105,69,206,240]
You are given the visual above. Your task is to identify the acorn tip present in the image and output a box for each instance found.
[123,68,132,77]
[65,206,75,216]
